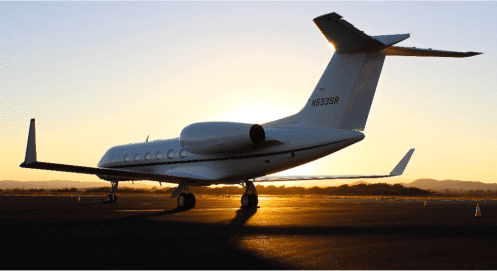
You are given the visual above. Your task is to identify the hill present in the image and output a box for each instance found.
[405,179,497,192]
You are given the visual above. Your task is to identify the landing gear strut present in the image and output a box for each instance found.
[106,181,118,203]
[241,181,258,208]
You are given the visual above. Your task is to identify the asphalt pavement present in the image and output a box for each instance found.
[1,195,496,269]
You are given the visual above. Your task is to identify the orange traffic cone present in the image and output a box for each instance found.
[424,200,428,206]
[475,203,481,217]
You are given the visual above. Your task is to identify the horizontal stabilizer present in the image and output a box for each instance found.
[384,46,482,58]
[255,149,415,182]
[372,34,410,47]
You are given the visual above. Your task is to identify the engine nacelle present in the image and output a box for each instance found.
[180,122,265,155]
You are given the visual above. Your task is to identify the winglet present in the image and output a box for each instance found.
[22,119,37,165]
[389,148,415,176]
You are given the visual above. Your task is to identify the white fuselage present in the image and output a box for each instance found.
[97,127,364,185]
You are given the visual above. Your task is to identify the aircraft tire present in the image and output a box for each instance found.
[241,194,250,207]
[113,195,117,203]
[178,193,188,208]
[251,194,258,207]
[106,194,113,203]
[187,193,196,209]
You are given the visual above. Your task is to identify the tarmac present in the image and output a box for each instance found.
[1,195,496,269]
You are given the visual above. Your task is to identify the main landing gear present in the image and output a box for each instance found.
[106,181,118,203]
[174,181,196,209]
[177,192,196,209]
[241,181,258,208]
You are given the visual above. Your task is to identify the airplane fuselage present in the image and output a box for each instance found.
[97,127,365,185]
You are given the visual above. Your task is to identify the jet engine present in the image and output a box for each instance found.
[180,122,265,155]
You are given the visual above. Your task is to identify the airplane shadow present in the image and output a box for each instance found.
[228,207,258,226]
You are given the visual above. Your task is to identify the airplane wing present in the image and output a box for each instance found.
[19,119,209,183]
[254,149,415,182]
[20,160,182,182]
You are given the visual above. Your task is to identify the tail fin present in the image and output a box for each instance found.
[299,51,386,131]
[264,12,482,131]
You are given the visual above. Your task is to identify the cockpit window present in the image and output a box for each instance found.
[124,155,130,162]
[167,149,175,159]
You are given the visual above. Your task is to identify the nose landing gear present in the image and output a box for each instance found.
[106,194,117,203]
[105,181,118,203]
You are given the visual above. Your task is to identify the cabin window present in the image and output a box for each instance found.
[134,154,139,161]
[124,155,130,162]
[167,149,175,159]
[180,149,187,158]
[156,152,162,159]
[145,153,151,160]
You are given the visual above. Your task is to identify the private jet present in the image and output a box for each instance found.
[20,12,481,209]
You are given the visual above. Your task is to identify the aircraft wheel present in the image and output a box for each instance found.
[187,193,196,209]
[178,193,188,208]
[112,195,117,203]
[106,194,113,203]
[241,194,251,207]
[251,194,258,207]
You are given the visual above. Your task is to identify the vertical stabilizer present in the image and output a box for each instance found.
[265,52,386,131]
[339,52,386,130]
[297,52,385,131]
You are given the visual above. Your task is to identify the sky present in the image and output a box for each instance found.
[1,2,496,187]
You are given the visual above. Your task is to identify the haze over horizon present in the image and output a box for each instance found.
[1,2,496,187]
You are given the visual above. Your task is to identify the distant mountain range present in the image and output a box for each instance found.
[403,179,497,191]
